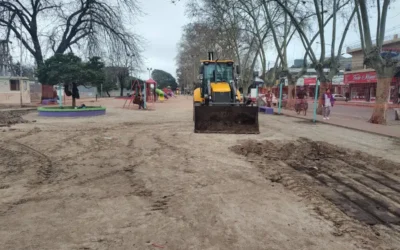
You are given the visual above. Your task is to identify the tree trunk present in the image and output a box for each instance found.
[369,77,391,124]
[120,83,124,97]
[106,91,111,97]
[287,85,295,109]
[72,97,76,108]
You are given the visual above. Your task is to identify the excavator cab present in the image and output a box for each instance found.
[193,52,259,134]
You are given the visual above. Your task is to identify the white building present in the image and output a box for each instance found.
[0,76,31,105]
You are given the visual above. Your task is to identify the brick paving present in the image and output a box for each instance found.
[272,107,400,138]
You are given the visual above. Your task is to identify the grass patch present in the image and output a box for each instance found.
[38,106,106,112]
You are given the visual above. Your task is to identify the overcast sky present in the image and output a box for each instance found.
[133,0,188,80]
[133,0,400,80]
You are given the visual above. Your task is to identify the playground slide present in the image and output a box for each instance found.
[156,88,169,99]
[155,88,164,95]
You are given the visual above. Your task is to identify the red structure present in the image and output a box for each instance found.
[146,78,157,103]
[123,78,157,109]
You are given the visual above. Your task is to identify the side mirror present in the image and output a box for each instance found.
[199,65,204,74]
[236,65,240,75]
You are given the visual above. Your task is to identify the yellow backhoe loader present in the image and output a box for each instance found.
[193,52,259,134]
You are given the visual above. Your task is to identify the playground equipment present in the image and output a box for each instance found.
[123,78,156,110]
[163,87,177,98]
[155,88,167,102]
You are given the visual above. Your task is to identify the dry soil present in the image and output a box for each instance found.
[0,97,400,250]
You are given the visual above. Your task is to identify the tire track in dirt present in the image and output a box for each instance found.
[0,194,57,216]
[11,141,54,184]
[0,140,54,185]
[309,171,399,225]
[269,163,381,249]
[230,138,400,249]
[76,160,153,198]
[152,133,193,167]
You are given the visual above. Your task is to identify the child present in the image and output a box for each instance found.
[322,89,335,120]
[138,93,145,110]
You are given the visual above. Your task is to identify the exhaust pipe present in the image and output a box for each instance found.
[208,52,214,60]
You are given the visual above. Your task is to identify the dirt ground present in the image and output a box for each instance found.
[0,109,31,126]
[1,96,400,250]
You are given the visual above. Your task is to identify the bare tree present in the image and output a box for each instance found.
[261,0,312,108]
[272,0,355,112]
[0,0,142,66]
[186,0,275,94]
[236,0,271,83]
[356,0,397,124]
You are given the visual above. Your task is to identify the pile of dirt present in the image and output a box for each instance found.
[0,110,31,126]
[230,137,399,175]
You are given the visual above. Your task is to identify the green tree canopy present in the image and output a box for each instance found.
[151,69,178,90]
[37,53,105,86]
[37,53,105,107]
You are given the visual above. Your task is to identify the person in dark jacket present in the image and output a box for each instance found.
[345,92,350,102]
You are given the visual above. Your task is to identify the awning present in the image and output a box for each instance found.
[146,78,157,84]
[254,77,264,83]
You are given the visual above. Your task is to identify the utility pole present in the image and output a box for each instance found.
[145,67,152,109]
[19,21,23,107]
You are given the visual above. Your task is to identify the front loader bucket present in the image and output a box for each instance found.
[194,106,259,134]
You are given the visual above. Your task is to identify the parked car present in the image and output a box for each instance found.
[332,94,346,101]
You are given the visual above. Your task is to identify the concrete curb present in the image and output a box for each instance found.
[335,102,400,108]
[273,111,399,139]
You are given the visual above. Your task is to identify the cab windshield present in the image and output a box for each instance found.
[203,63,233,83]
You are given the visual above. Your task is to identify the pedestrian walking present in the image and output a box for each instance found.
[322,89,335,120]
